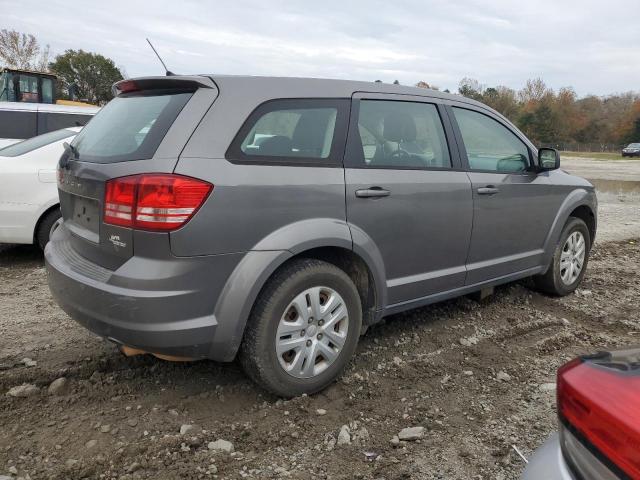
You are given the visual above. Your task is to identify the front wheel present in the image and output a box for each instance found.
[534,217,591,296]
[239,259,362,397]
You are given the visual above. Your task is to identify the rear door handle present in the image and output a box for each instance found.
[355,187,391,198]
[477,186,499,195]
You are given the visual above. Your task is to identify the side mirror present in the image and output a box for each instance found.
[538,147,560,171]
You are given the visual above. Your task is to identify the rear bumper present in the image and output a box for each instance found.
[45,224,245,360]
[522,434,574,480]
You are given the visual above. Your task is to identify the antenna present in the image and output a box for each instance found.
[146,38,175,76]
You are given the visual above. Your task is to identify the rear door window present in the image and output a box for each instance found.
[349,100,451,169]
[71,92,192,163]
[0,110,37,139]
[227,99,349,165]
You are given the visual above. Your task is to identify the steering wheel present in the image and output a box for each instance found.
[389,149,411,161]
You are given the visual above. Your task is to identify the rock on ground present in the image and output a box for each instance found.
[48,377,68,395]
[6,384,39,397]
[398,426,425,441]
[337,425,351,445]
[208,439,234,453]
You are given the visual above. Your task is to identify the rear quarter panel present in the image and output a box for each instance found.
[171,159,348,255]
[172,77,351,256]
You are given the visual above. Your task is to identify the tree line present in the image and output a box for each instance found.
[2,29,639,146]
[453,78,640,147]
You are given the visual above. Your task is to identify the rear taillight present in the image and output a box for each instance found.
[104,174,212,231]
[558,356,640,479]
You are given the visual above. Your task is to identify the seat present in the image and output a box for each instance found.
[291,110,334,157]
[370,112,425,167]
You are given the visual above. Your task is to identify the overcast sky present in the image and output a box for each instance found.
[4,0,639,96]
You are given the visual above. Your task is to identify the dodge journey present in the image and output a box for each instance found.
[46,75,597,396]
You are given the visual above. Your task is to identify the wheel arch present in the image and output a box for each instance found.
[568,204,596,246]
[209,225,387,361]
[541,189,597,272]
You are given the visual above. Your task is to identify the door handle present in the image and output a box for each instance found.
[477,186,499,195]
[355,187,391,198]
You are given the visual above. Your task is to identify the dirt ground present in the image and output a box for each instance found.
[1,157,639,480]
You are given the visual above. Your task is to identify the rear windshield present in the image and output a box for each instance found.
[71,91,192,163]
[0,128,76,157]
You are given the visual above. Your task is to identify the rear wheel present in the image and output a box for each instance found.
[239,259,362,397]
[35,208,62,251]
[534,217,590,296]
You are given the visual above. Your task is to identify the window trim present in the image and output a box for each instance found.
[225,98,350,168]
[447,104,534,174]
[344,97,459,171]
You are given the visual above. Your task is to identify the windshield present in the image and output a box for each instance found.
[628,143,640,148]
[71,91,192,163]
[0,128,76,157]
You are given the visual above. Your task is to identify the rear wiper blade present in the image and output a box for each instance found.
[63,142,79,159]
[60,142,79,169]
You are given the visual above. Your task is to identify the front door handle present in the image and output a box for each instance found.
[355,187,391,198]
[477,186,499,195]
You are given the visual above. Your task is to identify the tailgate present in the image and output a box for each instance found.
[56,76,218,269]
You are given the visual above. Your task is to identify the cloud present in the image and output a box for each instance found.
[3,0,639,95]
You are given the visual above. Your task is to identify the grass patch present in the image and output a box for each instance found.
[561,151,639,161]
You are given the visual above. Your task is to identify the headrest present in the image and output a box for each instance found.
[383,112,417,142]
[292,110,331,151]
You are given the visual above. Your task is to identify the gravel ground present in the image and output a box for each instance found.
[561,155,640,243]
[0,157,638,480]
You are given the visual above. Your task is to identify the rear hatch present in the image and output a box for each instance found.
[56,76,218,269]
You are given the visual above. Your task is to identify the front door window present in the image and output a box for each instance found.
[453,107,529,173]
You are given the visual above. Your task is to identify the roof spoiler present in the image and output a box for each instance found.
[111,75,216,96]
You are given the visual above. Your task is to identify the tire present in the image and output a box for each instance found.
[35,208,62,251]
[239,258,362,397]
[534,217,591,296]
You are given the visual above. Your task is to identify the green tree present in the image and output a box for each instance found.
[625,116,640,143]
[482,86,520,120]
[49,49,123,105]
[458,77,484,101]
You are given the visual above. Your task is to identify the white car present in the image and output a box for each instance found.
[0,127,81,249]
[0,138,21,149]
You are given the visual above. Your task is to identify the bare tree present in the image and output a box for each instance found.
[518,78,551,103]
[0,29,50,71]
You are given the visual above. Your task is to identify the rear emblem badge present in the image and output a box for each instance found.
[108,234,126,248]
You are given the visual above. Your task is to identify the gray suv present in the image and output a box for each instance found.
[45,75,597,396]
